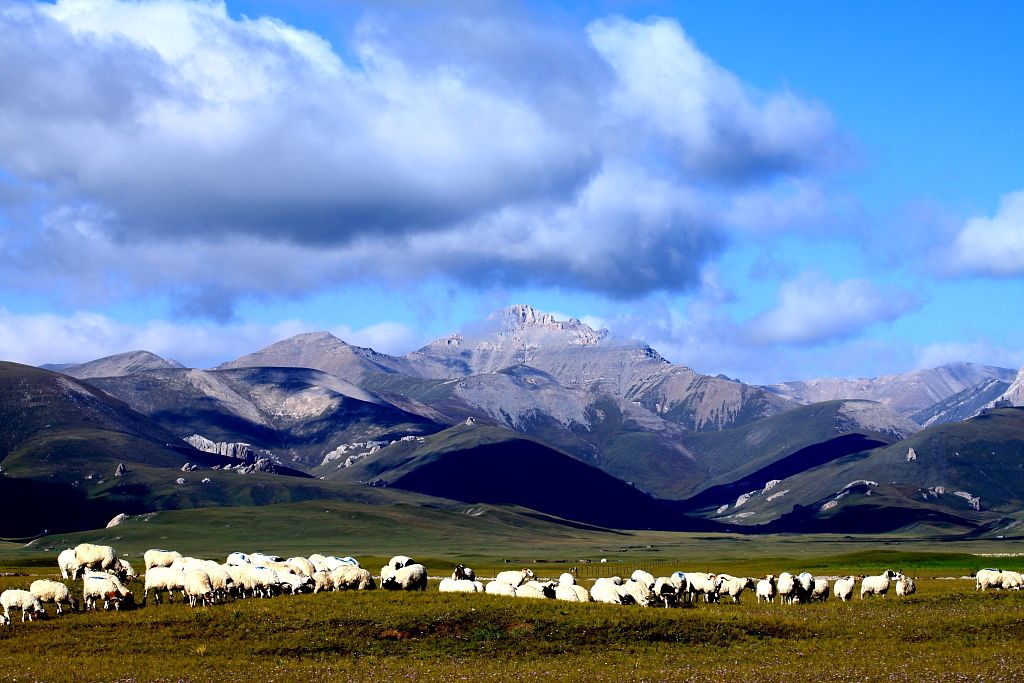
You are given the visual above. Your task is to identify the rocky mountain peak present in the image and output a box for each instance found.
[491,304,608,346]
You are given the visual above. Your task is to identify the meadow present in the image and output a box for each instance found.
[3,502,1024,681]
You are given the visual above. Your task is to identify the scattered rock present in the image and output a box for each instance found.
[106,513,129,528]
[175,477,186,485]
[114,462,127,477]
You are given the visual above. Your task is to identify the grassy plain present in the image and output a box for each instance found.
[3,501,1024,681]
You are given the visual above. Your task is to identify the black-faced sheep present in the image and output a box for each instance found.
[860,570,897,599]
[381,563,427,591]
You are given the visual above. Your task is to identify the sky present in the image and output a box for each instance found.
[1,0,1024,384]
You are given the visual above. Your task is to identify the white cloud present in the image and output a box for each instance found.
[916,341,1024,371]
[0,1,844,315]
[947,191,1024,276]
[745,273,918,346]
[0,308,420,368]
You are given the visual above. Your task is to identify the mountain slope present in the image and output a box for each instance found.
[85,366,445,468]
[720,407,1024,527]
[216,332,414,384]
[322,422,718,531]
[912,378,1011,427]
[55,350,185,379]
[767,363,1016,418]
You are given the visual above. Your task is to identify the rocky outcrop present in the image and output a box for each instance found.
[184,434,267,461]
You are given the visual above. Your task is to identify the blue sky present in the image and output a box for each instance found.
[1,0,1023,384]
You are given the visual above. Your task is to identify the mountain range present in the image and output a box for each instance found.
[5,303,1024,537]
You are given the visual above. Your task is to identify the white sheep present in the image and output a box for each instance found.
[554,574,590,602]
[716,575,756,604]
[58,548,78,580]
[683,572,719,603]
[516,580,555,599]
[833,576,856,602]
[311,570,335,593]
[630,569,656,588]
[895,574,917,597]
[381,563,427,591]
[387,555,414,571]
[332,565,376,591]
[622,578,655,606]
[279,570,314,595]
[184,569,216,607]
[756,575,776,604]
[247,566,283,597]
[860,570,897,599]
[226,552,251,566]
[439,578,482,593]
[144,567,186,604]
[2,589,45,623]
[144,549,183,571]
[83,573,133,610]
[777,572,798,604]
[652,573,686,608]
[591,577,630,605]
[494,568,534,587]
[1001,571,1024,590]
[249,552,284,565]
[452,565,476,581]
[976,568,1004,591]
[810,578,830,602]
[110,559,138,582]
[73,543,118,574]
[30,580,77,614]
[287,557,316,578]
[484,580,517,596]
[794,572,815,603]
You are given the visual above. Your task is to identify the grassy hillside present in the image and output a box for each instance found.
[321,422,717,531]
[723,408,1024,529]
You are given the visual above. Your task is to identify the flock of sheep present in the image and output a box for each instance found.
[0,541,944,625]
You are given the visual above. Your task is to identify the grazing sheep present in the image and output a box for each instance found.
[287,557,316,578]
[30,580,77,614]
[144,549,183,571]
[977,568,1005,591]
[277,570,314,595]
[73,543,118,574]
[810,578,830,602]
[83,573,133,611]
[494,568,535,587]
[652,573,686,608]
[452,565,476,581]
[311,570,335,594]
[58,548,78,580]
[622,578,655,606]
[516,580,555,599]
[110,559,138,582]
[683,572,719,604]
[247,566,283,598]
[833,576,857,602]
[484,580,517,596]
[555,574,590,602]
[591,577,631,605]
[249,552,283,565]
[716,575,756,604]
[381,563,427,591]
[1002,571,1024,590]
[756,575,776,604]
[2,589,45,623]
[144,567,186,605]
[331,565,375,591]
[777,573,798,604]
[895,574,917,597]
[630,569,656,588]
[226,552,251,566]
[860,570,897,599]
[439,578,482,593]
[794,572,815,603]
[184,570,216,607]
[387,555,414,571]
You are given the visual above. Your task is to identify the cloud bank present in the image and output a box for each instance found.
[0,0,842,316]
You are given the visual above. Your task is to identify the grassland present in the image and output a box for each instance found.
[2,501,1024,680]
